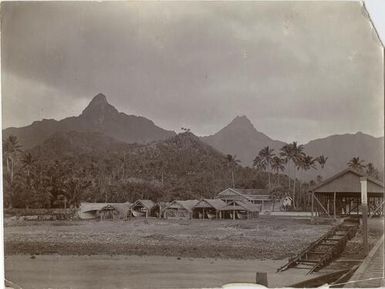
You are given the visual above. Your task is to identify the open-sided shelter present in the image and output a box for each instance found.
[150,201,170,218]
[219,200,260,219]
[192,199,227,219]
[163,200,198,219]
[310,169,384,218]
[79,202,132,220]
[130,199,155,218]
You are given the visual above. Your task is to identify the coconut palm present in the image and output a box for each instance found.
[21,152,36,177]
[270,156,285,185]
[366,163,379,179]
[291,142,305,206]
[257,146,275,190]
[317,155,328,169]
[347,157,366,172]
[226,154,240,188]
[3,135,22,208]
[280,143,296,191]
[3,135,22,179]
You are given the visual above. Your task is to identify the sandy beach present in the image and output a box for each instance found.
[5,254,324,289]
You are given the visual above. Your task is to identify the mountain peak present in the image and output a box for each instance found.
[92,93,108,104]
[81,93,119,118]
[227,115,255,130]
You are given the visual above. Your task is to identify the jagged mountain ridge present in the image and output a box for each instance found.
[201,116,383,180]
[3,93,176,149]
[302,132,384,180]
[3,94,383,182]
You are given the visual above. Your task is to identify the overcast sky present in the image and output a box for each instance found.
[1,1,384,143]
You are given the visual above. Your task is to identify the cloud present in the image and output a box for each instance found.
[1,1,383,143]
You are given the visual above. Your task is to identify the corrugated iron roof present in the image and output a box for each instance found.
[311,168,384,192]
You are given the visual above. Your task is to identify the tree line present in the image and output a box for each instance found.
[3,134,382,209]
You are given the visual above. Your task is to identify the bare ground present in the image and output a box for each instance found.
[5,216,332,260]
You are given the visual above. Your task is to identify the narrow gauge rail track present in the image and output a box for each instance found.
[277,221,358,274]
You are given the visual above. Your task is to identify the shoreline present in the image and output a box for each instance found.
[5,254,319,289]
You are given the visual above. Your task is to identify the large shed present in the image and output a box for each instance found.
[310,169,384,218]
[163,200,199,219]
[192,199,227,219]
[219,200,260,220]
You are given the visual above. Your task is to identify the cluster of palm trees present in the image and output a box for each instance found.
[253,143,328,208]
[3,135,93,209]
[347,157,380,179]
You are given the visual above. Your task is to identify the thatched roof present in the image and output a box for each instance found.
[79,202,132,219]
[219,200,259,212]
[194,199,227,210]
[132,199,155,210]
[165,200,199,212]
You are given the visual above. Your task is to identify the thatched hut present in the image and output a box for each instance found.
[79,203,106,219]
[130,199,155,218]
[150,201,170,218]
[163,200,199,219]
[99,204,119,220]
[219,200,259,219]
[192,199,227,219]
[79,202,132,220]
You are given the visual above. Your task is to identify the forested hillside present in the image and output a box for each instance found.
[3,131,268,208]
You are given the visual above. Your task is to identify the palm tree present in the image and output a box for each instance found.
[317,155,328,169]
[366,163,379,179]
[3,135,22,208]
[270,156,285,185]
[291,142,305,206]
[3,135,22,180]
[226,154,240,188]
[257,146,275,190]
[280,143,296,191]
[347,157,366,172]
[21,152,36,177]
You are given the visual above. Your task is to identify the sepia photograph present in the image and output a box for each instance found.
[1,1,384,288]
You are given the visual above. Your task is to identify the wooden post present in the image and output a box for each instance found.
[256,272,268,287]
[311,192,314,219]
[360,177,369,256]
[333,192,336,220]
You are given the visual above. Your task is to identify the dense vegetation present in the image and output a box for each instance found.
[3,132,267,208]
[3,131,381,209]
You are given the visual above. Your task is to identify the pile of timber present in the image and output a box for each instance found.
[277,221,358,274]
